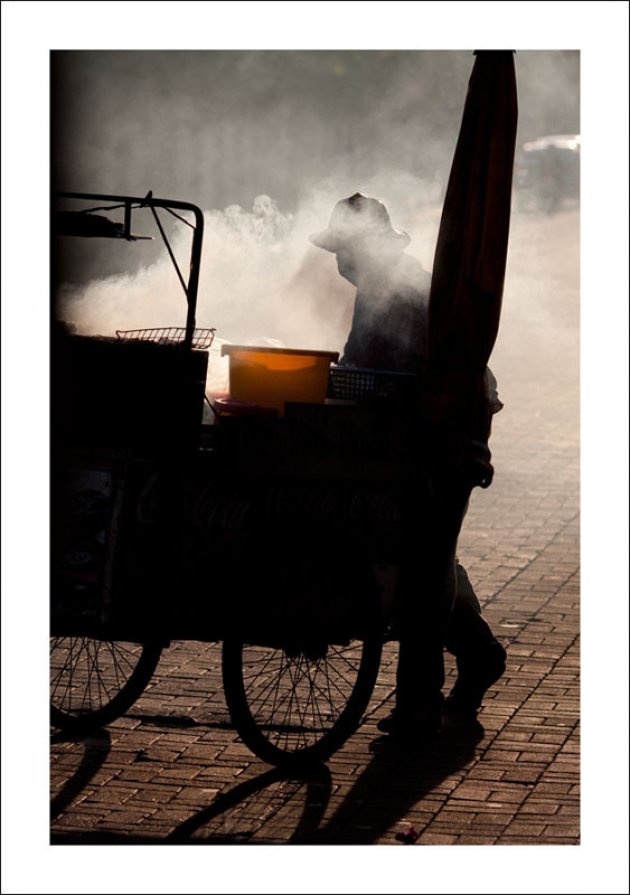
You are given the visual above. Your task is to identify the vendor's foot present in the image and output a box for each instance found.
[446,642,507,717]
[443,696,480,724]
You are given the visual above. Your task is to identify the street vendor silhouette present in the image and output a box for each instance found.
[311,192,506,736]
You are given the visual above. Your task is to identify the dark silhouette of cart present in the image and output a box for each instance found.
[50,192,401,767]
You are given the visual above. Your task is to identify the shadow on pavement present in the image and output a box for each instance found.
[167,763,332,844]
[124,711,235,730]
[50,730,112,822]
[165,721,484,845]
[301,719,486,844]
[50,721,484,844]
[50,721,334,845]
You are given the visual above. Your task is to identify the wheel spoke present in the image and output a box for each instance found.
[50,636,157,725]
[229,638,380,759]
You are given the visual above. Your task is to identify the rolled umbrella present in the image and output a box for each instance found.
[425,50,518,439]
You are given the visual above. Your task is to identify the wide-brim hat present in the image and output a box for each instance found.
[310,192,410,252]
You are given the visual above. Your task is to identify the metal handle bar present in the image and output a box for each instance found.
[56,191,205,350]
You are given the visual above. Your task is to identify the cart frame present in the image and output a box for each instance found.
[50,191,394,767]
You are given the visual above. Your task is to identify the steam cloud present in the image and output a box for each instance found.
[57,177,444,394]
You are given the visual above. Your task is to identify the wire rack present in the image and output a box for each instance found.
[115,327,216,349]
[327,365,417,403]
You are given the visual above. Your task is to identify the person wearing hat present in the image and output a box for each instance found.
[310,193,506,737]
[310,193,431,373]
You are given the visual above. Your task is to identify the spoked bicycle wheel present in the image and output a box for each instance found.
[222,636,382,766]
[50,636,163,733]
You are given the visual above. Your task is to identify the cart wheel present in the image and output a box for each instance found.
[222,637,382,766]
[50,636,163,733]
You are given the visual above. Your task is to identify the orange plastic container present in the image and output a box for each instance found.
[221,345,339,414]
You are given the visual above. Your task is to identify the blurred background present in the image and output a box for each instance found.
[51,50,580,394]
[51,50,579,214]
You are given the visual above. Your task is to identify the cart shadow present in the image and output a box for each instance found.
[50,720,484,844]
[166,763,333,844]
[50,730,112,821]
[165,720,484,845]
[125,711,235,730]
[296,718,486,844]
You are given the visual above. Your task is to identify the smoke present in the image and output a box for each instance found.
[53,50,579,404]
[57,194,334,392]
[57,174,444,394]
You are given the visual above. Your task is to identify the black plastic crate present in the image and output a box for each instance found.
[327,365,417,404]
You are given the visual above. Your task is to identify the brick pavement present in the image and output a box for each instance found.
[49,209,582,848]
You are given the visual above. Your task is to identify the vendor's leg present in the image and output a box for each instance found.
[393,552,456,719]
[378,470,472,735]
[444,562,507,716]
[378,557,454,736]
[380,505,462,732]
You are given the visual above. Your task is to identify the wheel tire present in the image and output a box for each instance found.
[222,636,382,767]
[50,636,163,733]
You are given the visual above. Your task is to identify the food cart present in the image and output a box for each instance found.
[50,191,419,766]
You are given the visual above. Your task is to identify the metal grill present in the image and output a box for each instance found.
[115,327,216,349]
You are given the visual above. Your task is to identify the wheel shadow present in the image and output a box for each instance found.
[50,729,112,822]
[166,762,333,844]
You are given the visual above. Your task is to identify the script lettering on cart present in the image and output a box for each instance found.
[137,473,250,529]
[349,488,402,521]
[269,485,340,518]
